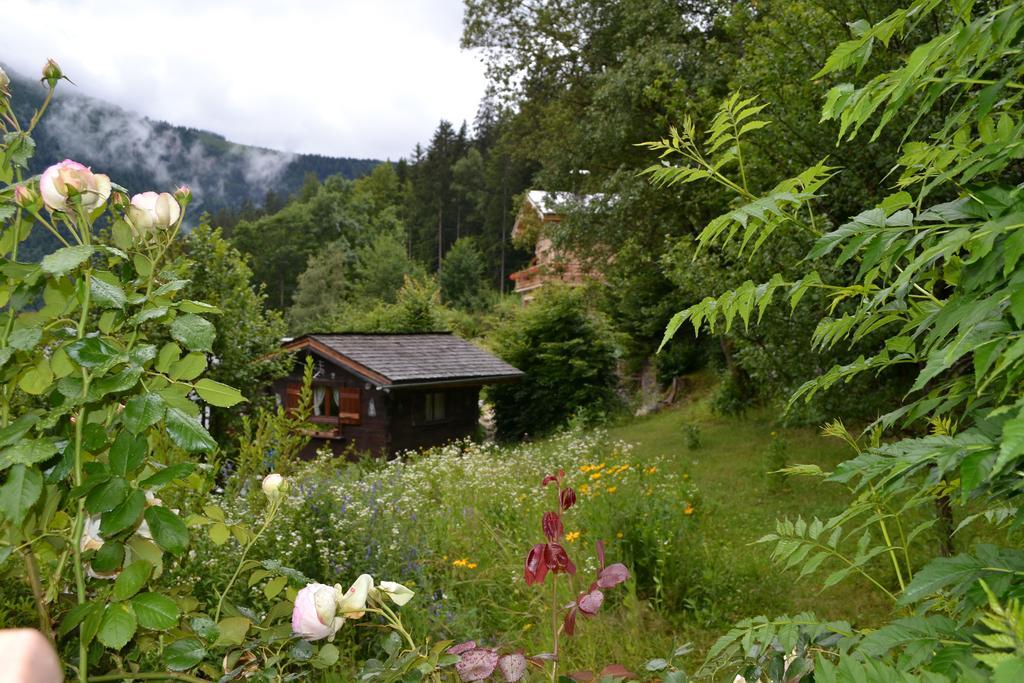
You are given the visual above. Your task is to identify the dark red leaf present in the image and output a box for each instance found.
[560,487,577,511]
[595,539,606,570]
[577,589,604,615]
[524,543,549,585]
[448,641,477,655]
[527,652,558,663]
[569,671,595,681]
[542,511,563,542]
[597,563,629,588]
[541,473,558,487]
[498,653,528,682]
[563,605,578,636]
[599,663,637,679]
[455,648,499,682]
[544,543,576,575]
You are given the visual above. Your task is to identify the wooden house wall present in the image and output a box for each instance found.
[273,351,482,458]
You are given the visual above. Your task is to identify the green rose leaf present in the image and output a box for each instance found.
[41,245,95,277]
[144,506,189,555]
[123,393,166,434]
[289,639,313,661]
[190,616,219,641]
[58,602,103,638]
[0,464,42,525]
[112,560,153,601]
[91,366,143,398]
[170,314,215,352]
[164,637,206,671]
[97,602,137,650]
[8,327,41,351]
[81,603,105,646]
[313,643,340,669]
[66,337,123,368]
[132,592,179,630]
[0,437,57,472]
[0,412,40,448]
[164,407,216,453]
[194,379,246,408]
[90,272,127,309]
[91,541,125,574]
[100,488,145,536]
[139,462,195,489]
[214,617,250,647]
[85,476,129,514]
[18,360,53,395]
[109,431,147,477]
[208,522,230,546]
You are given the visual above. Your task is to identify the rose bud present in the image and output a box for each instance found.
[261,473,285,500]
[127,191,182,232]
[374,580,415,606]
[110,191,129,211]
[292,583,343,641]
[39,159,112,213]
[337,573,373,618]
[174,184,192,206]
[13,185,37,210]
[41,58,64,88]
[0,66,9,94]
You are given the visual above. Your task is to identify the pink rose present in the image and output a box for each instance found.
[39,159,111,213]
[292,583,342,641]
[127,191,182,232]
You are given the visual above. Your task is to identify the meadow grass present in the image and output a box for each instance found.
[605,374,895,668]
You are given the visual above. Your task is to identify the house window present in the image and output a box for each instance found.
[285,384,361,426]
[425,392,445,422]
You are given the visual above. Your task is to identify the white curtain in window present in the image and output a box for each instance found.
[313,386,326,416]
[332,387,341,414]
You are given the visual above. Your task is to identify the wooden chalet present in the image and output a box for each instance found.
[508,190,600,304]
[275,333,524,457]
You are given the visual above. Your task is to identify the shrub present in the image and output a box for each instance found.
[488,286,620,440]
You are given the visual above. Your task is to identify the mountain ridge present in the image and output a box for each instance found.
[3,64,381,230]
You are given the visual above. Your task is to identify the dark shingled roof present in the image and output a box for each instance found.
[290,333,524,386]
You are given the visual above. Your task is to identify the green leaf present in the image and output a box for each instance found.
[145,506,189,555]
[90,272,127,309]
[9,327,42,351]
[314,643,340,668]
[208,522,230,546]
[164,407,216,453]
[122,393,166,434]
[170,314,215,352]
[18,360,53,395]
[264,575,288,599]
[190,616,219,641]
[169,353,207,381]
[0,464,42,525]
[109,431,147,477]
[164,637,206,671]
[113,560,153,601]
[41,245,94,277]
[0,438,57,471]
[100,488,145,536]
[132,592,179,631]
[156,342,181,373]
[91,541,124,574]
[194,378,246,407]
[139,462,195,489]
[97,602,137,650]
[59,602,102,638]
[85,476,129,514]
[214,617,251,647]
[66,337,123,368]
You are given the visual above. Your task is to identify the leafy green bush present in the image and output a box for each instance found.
[488,286,620,440]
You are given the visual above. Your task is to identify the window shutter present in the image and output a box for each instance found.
[338,388,361,424]
[284,383,301,414]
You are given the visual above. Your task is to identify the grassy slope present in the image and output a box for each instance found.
[604,374,893,662]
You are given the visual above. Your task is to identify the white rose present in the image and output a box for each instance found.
[127,191,181,232]
[39,159,111,213]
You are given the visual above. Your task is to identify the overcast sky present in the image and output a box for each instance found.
[4,0,488,160]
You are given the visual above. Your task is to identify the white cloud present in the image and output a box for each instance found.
[3,0,487,159]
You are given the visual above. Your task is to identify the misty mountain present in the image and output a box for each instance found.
[4,65,380,240]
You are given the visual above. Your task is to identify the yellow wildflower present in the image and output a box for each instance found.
[468,562,478,569]
[522,623,533,631]
[580,465,591,473]
[683,473,689,480]
[684,504,695,515]
[590,472,602,480]
[616,531,624,539]
[580,483,591,495]
[645,466,658,475]
[565,531,581,542]
[607,486,617,494]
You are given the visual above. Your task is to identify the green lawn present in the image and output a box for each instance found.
[606,375,894,660]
